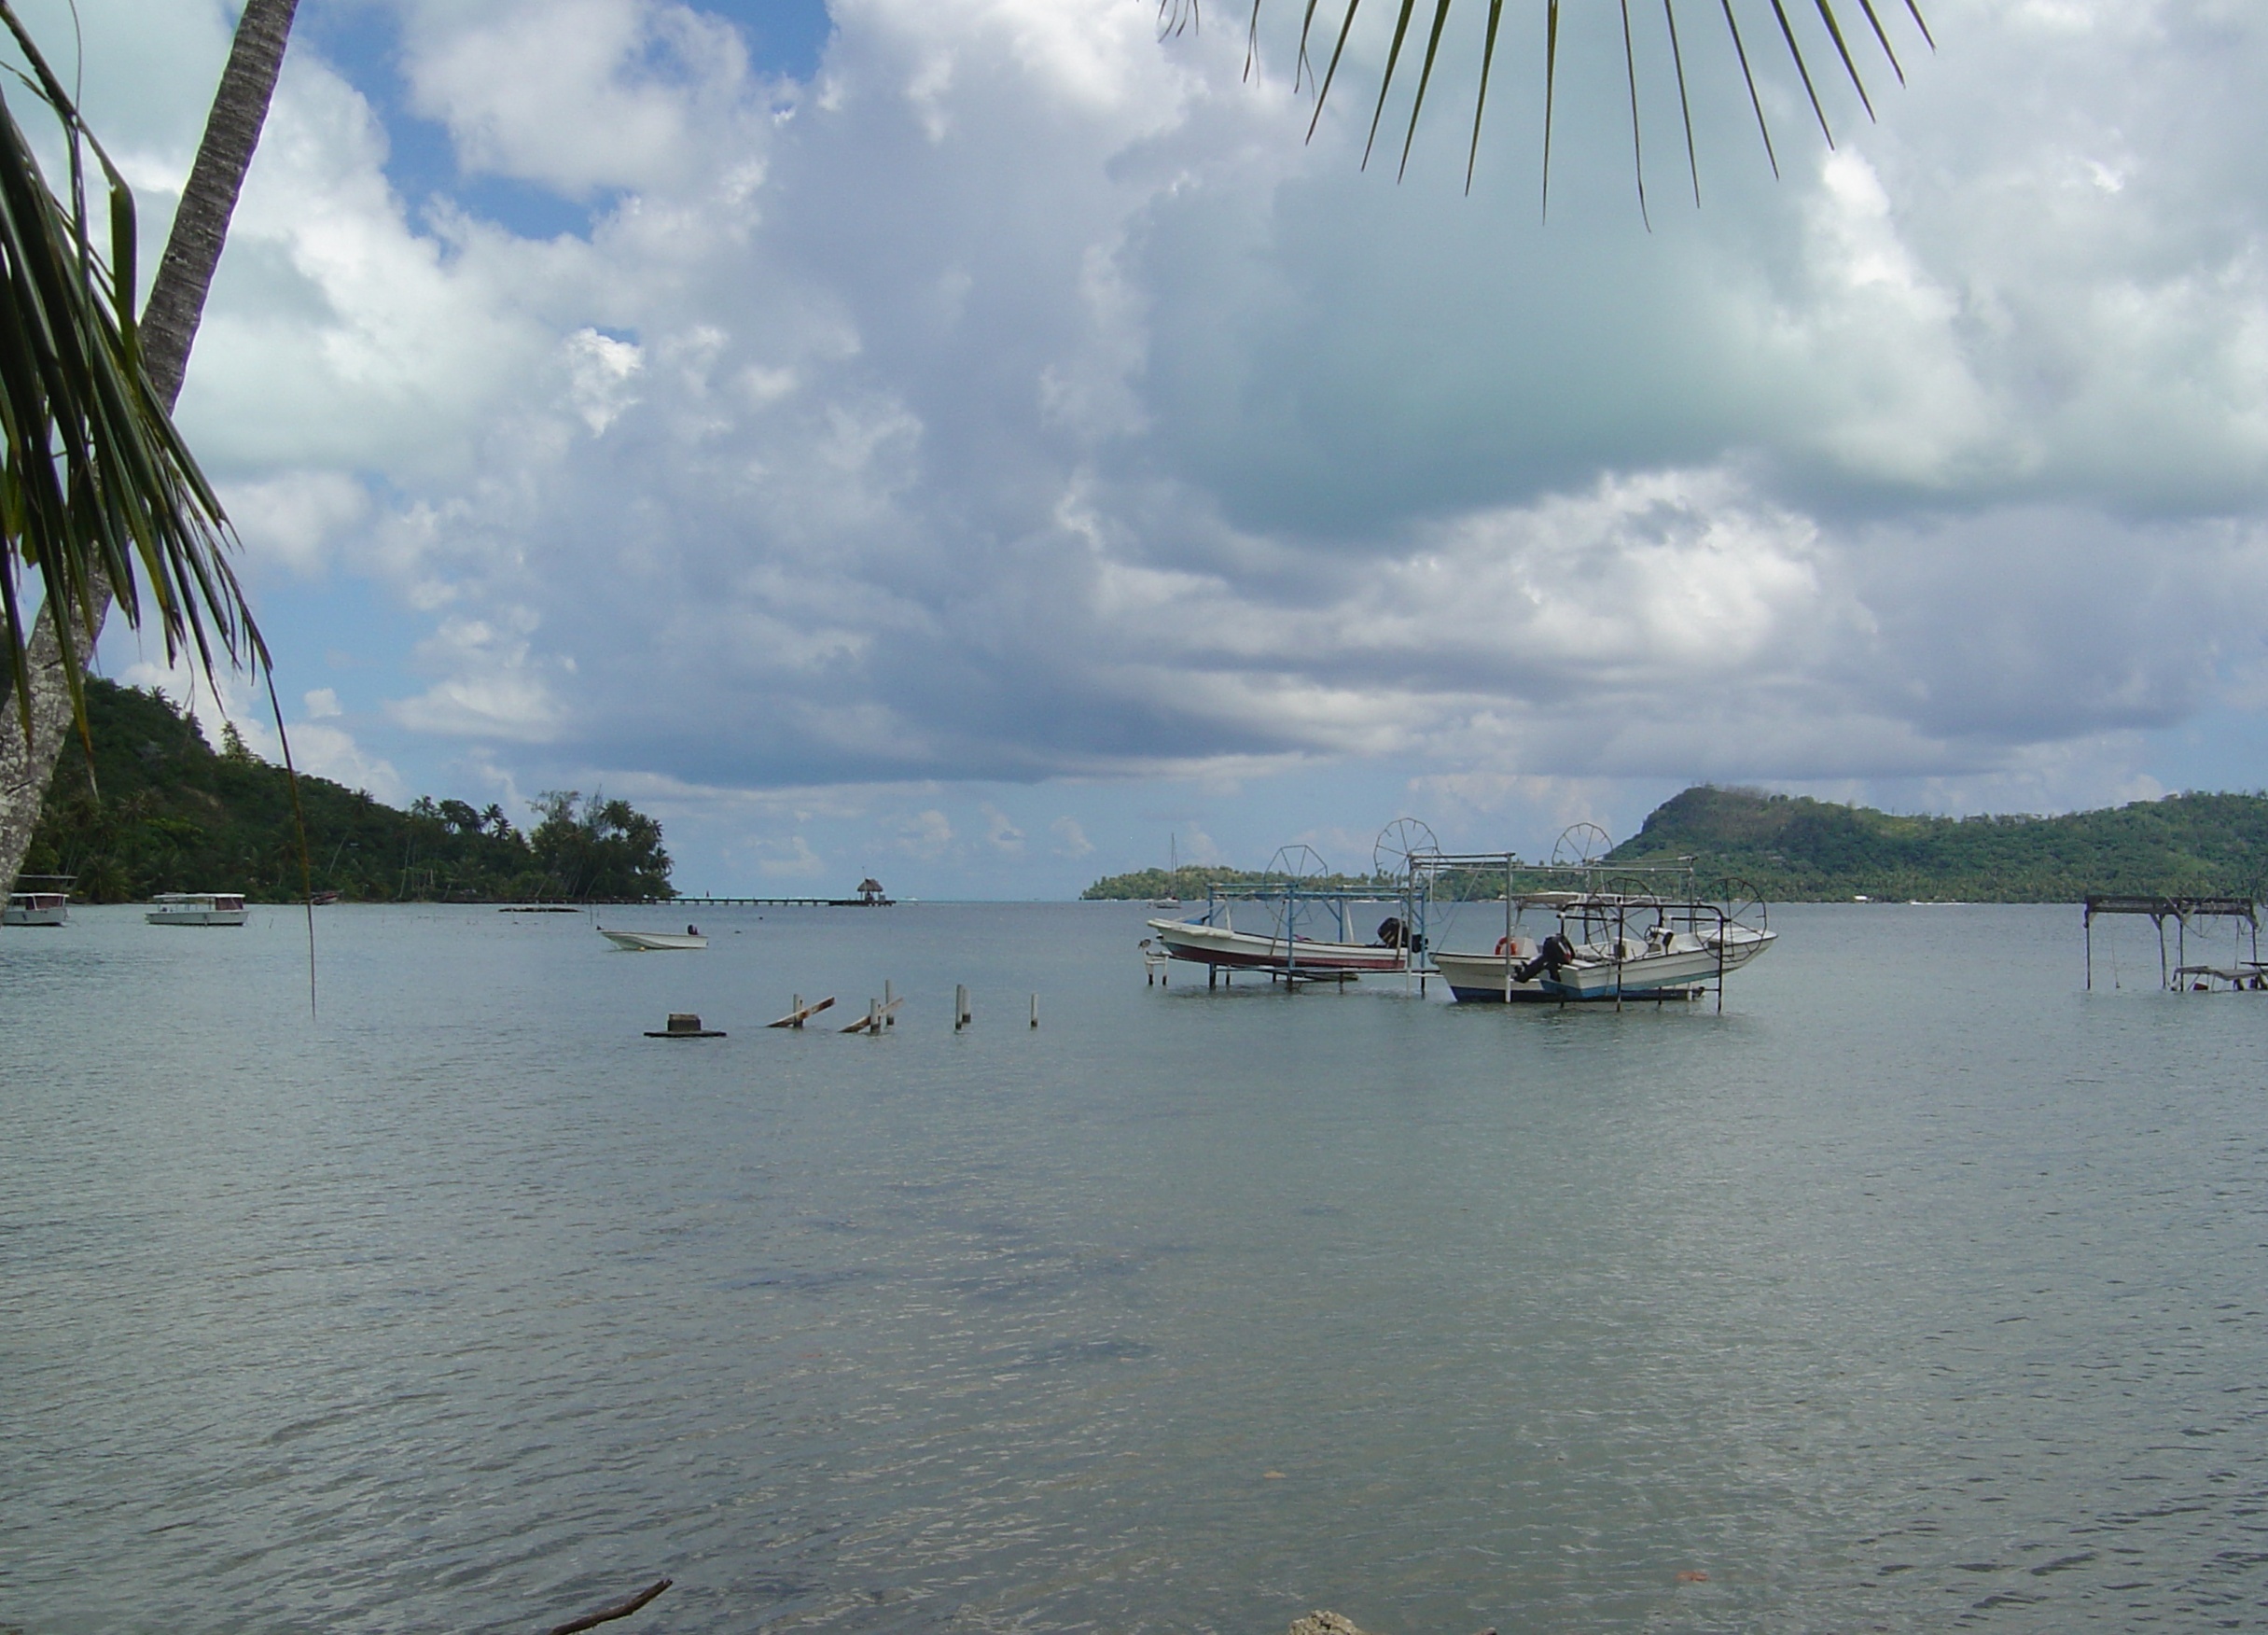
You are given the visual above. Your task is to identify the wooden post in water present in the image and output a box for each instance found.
[1029,993,1038,1028]
[955,984,970,1030]
[884,980,895,1027]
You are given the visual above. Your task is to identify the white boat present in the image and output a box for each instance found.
[1431,902,1774,1003]
[146,892,248,927]
[4,885,71,926]
[1145,915,1410,975]
[598,926,707,951]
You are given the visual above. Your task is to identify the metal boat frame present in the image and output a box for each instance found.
[1154,869,1433,988]
[1412,853,1770,1012]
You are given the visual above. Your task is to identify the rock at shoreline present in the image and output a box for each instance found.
[1288,1613,1369,1635]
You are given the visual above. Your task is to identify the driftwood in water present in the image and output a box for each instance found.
[545,1576,672,1635]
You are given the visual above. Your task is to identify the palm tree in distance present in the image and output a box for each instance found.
[0,0,299,891]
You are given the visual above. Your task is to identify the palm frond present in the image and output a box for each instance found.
[0,2,257,743]
[1245,0,1933,203]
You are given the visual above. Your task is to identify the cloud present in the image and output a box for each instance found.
[564,328,645,432]
[221,472,371,577]
[399,0,756,196]
[755,832,826,877]
[387,612,567,741]
[894,807,953,859]
[69,0,2268,889]
[114,647,406,804]
[279,722,410,804]
[981,802,1025,853]
[1049,815,1092,857]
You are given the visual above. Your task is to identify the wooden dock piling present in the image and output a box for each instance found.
[767,995,834,1028]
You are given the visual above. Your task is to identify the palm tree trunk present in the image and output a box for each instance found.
[0,0,298,892]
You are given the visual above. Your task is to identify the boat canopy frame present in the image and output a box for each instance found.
[2083,893,2262,992]
[1191,872,1434,985]
[1410,853,1764,1012]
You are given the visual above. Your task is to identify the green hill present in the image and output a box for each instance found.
[1084,786,2268,905]
[19,678,673,903]
[1606,785,2268,901]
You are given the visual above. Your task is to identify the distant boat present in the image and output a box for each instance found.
[598,925,707,951]
[146,892,248,927]
[5,877,72,927]
[1151,833,1182,908]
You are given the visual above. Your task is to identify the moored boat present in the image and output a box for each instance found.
[1145,915,1410,975]
[598,925,707,951]
[4,879,72,927]
[1431,915,1775,1003]
[146,892,248,927]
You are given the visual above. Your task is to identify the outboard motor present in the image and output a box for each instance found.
[1375,915,1404,948]
[1514,932,1577,984]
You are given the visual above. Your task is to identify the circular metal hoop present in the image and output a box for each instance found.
[1372,818,1440,880]
[1550,822,1612,868]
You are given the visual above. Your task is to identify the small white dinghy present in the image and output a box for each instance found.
[598,924,707,951]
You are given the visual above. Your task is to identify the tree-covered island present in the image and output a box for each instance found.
[21,678,675,902]
[1085,785,2268,904]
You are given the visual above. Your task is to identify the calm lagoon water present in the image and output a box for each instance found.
[3,901,2264,1633]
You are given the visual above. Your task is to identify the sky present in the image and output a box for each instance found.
[17,0,2268,896]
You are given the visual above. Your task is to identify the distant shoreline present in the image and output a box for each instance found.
[1085,785,2268,906]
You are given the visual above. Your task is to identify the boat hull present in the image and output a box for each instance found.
[1432,929,1775,1003]
[600,929,708,951]
[1146,916,1408,974]
[4,901,68,927]
[146,909,247,926]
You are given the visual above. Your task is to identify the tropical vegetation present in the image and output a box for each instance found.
[1603,785,2268,902]
[21,677,674,902]
[1083,863,1333,901]
[1091,784,2268,904]
[0,0,299,893]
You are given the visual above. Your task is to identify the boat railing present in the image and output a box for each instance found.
[1408,853,1768,1011]
[1191,873,1432,979]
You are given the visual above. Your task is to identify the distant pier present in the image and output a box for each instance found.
[503,878,895,910]
[649,894,894,908]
